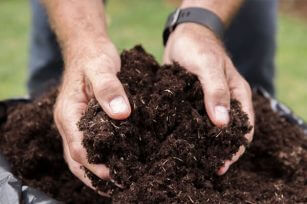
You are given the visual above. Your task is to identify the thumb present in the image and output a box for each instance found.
[198,66,230,127]
[86,71,131,120]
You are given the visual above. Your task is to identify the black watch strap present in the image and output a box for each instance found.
[163,7,225,46]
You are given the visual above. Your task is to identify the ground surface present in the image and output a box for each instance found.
[0,0,307,120]
[0,47,306,203]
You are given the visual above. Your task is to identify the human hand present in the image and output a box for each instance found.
[163,23,254,175]
[54,39,131,191]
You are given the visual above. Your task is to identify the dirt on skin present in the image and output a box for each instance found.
[0,46,306,203]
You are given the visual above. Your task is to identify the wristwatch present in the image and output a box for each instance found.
[163,7,225,46]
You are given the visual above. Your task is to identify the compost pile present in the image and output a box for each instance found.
[0,46,306,203]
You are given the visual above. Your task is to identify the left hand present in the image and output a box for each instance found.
[163,23,254,175]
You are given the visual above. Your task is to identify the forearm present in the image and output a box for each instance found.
[180,0,244,26]
[42,0,109,61]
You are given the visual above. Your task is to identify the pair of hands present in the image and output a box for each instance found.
[54,23,254,191]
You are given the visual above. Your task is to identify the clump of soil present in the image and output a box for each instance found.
[79,46,252,202]
[0,46,306,203]
[0,90,110,203]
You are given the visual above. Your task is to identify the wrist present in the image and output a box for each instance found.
[169,23,222,47]
[174,23,217,39]
[58,17,110,61]
[63,36,113,65]
[163,7,225,46]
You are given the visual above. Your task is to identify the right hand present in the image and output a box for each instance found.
[54,39,131,192]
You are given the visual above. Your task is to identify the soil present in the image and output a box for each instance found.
[0,89,111,204]
[79,46,252,201]
[0,46,306,203]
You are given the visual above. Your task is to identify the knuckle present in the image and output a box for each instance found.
[244,84,252,99]
[53,95,68,121]
[53,104,64,126]
[101,53,120,71]
[69,143,83,163]
[66,158,82,176]
[53,109,60,123]
[93,74,122,96]
[206,86,230,101]
[247,129,254,143]
[242,79,252,92]
[226,57,236,70]
[54,106,68,124]
[87,54,120,73]
[233,78,252,99]
[237,76,250,90]
[95,168,108,179]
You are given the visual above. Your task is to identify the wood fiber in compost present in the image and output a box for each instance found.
[0,46,306,203]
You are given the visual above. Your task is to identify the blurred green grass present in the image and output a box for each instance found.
[0,0,306,120]
[0,0,29,98]
[276,15,307,120]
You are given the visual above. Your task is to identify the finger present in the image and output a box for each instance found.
[54,97,110,180]
[163,55,172,65]
[215,64,255,176]
[86,70,131,120]
[217,145,245,175]
[62,135,110,197]
[227,66,255,143]
[197,58,230,127]
[162,46,172,65]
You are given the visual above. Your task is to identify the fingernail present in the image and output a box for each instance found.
[217,161,230,176]
[109,96,128,114]
[215,106,229,125]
